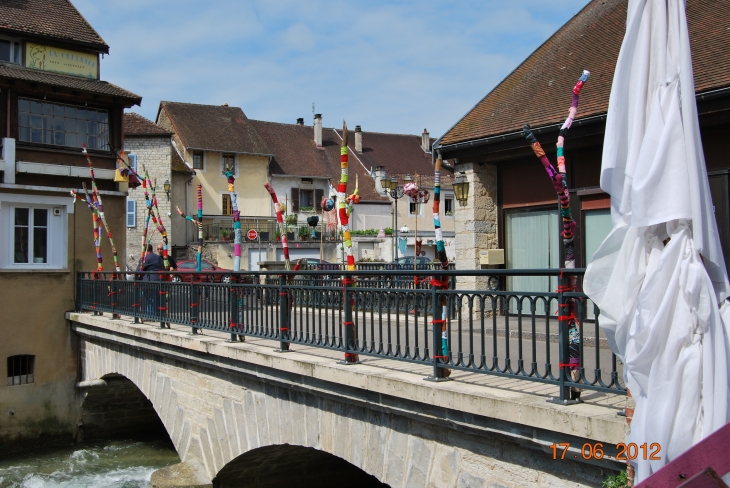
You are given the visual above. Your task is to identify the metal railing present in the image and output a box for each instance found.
[202,223,338,243]
[75,269,625,402]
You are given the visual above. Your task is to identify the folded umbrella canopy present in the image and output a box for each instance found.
[583,0,730,482]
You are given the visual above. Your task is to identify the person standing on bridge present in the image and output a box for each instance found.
[157,244,176,328]
[137,244,163,323]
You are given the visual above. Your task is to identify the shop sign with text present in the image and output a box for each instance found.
[25,43,99,79]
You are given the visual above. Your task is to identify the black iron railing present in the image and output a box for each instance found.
[75,269,625,402]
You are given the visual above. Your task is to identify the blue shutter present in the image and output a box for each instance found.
[128,154,137,173]
[126,198,136,227]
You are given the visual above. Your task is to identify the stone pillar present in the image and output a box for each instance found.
[454,162,498,291]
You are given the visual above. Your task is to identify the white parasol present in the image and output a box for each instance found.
[583,0,730,482]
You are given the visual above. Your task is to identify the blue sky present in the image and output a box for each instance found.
[74,0,589,137]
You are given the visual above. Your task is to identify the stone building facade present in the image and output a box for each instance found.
[123,113,184,268]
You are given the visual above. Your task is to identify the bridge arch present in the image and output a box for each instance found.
[213,445,388,487]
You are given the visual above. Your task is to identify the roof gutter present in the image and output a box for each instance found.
[433,86,730,160]
[433,113,607,157]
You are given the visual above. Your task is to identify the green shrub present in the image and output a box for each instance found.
[602,471,628,488]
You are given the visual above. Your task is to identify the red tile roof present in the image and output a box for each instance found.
[123,112,171,136]
[0,0,108,52]
[439,0,730,147]
[159,102,271,156]
[249,119,444,202]
[0,64,141,103]
[171,148,193,174]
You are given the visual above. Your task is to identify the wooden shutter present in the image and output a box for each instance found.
[291,188,299,212]
[222,194,231,215]
[126,198,136,227]
[315,189,324,211]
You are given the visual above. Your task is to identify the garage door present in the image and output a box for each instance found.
[276,248,320,261]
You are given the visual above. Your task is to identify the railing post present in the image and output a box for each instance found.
[190,281,200,335]
[229,276,239,342]
[426,284,447,381]
[109,276,117,319]
[276,275,290,352]
[338,276,359,364]
[133,280,139,324]
[550,271,573,404]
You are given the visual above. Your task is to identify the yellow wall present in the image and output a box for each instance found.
[184,151,271,218]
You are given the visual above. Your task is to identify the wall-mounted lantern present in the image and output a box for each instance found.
[453,172,469,206]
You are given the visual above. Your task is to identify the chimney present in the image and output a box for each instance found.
[314,114,322,148]
[355,125,362,153]
[222,103,229,107]
[296,118,304,126]
[421,128,430,152]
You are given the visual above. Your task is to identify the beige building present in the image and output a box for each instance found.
[0,0,139,446]
[156,102,273,228]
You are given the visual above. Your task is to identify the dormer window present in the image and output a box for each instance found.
[0,38,21,64]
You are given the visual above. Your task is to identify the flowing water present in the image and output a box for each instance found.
[0,440,179,488]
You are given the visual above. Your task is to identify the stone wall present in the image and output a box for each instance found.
[124,135,172,269]
[454,162,499,289]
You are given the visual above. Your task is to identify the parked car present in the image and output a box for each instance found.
[385,256,431,270]
[172,260,232,283]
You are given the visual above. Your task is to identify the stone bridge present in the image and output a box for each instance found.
[68,312,627,487]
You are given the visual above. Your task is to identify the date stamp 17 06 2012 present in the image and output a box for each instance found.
[550,442,661,461]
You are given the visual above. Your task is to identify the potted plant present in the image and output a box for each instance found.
[300,206,315,213]
[298,226,309,241]
[220,229,229,241]
[286,213,298,226]
[286,224,295,242]
[275,230,281,242]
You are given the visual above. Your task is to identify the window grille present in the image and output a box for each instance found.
[7,355,35,386]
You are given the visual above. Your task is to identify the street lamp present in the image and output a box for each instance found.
[453,172,469,206]
[378,172,407,260]
[163,179,171,201]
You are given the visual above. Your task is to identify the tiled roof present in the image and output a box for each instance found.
[0,0,108,52]
[123,112,171,136]
[439,0,730,146]
[171,148,193,174]
[0,64,141,103]
[249,119,444,202]
[159,102,271,156]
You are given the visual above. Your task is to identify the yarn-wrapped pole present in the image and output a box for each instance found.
[522,69,589,401]
[196,185,203,273]
[81,145,120,274]
[522,70,589,270]
[225,167,242,271]
[264,183,290,270]
[337,121,355,271]
[431,157,452,377]
[72,187,102,275]
[144,168,170,270]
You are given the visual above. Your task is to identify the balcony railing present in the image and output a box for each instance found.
[202,223,338,243]
[75,269,625,402]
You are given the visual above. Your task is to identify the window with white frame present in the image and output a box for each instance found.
[221,154,236,175]
[1,195,68,269]
[126,198,136,227]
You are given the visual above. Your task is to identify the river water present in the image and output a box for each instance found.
[0,440,179,488]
